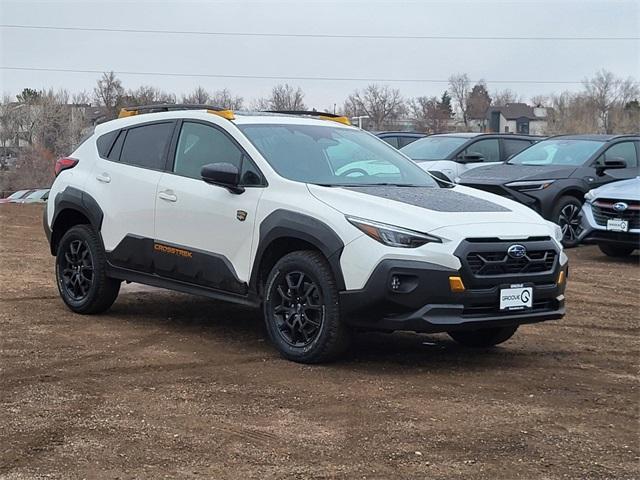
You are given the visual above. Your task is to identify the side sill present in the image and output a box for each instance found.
[106,264,261,308]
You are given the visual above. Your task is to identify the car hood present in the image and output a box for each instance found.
[307,184,553,238]
[458,164,577,184]
[590,177,640,201]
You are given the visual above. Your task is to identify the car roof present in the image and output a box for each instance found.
[551,134,639,141]
[374,131,427,137]
[428,132,540,140]
[94,109,354,135]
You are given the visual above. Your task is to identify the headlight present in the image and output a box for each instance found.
[547,220,563,243]
[346,216,442,248]
[584,190,595,203]
[506,180,556,191]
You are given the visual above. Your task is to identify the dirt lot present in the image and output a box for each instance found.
[1,204,638,480]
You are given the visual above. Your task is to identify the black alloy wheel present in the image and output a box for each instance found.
[272,271,324,347]
[554,196,584,247]
[59,238,94,301]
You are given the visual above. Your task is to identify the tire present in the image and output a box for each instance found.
[598,243,636,257]
[55,224,120,314]
[448,326,518,348]
[263,250,351,363]
[552,196,583,248]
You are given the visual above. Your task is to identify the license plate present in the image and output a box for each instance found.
[607,218,629,232]
[500,286,533,311]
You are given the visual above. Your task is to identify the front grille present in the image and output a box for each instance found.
[467,249,556,276]
[591,200,640,229]
[463,184,516,201]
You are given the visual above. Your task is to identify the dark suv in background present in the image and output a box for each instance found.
[375,131,426,149]
[458,134,640,246]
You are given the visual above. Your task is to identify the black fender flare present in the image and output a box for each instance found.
[49,187,104,254]
[249,209,346,292]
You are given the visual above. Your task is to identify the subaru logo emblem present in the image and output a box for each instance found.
[507,244,527,259]
[613,202,628,212]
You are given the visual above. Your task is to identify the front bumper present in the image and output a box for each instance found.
[340,255,566,334]
[579,202,640,247]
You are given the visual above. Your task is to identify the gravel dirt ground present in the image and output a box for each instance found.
[1,204,638,480]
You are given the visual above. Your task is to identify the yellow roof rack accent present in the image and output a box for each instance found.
[117,104,235,120]
[318,115,351,126]
[118,108,138,118]
[267,110,352,126]
[207,109,235,120]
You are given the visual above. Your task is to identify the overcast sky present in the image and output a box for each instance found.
[1,0,638,109]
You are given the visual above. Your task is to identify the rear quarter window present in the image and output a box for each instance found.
[96,130,119,159]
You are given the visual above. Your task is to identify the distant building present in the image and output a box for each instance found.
[485,103,548,135]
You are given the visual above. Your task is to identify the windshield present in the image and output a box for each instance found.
[508,139,604,166]
[239,124,438,187]
[400,136,468,161]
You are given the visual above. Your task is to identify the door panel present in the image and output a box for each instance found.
[154,120,264,290]
[154,175,263,289]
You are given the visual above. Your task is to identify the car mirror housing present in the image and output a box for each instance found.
[458,153,484,164]
[201,162,245,194]
[596,157,627,175]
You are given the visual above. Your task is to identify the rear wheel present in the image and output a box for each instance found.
[553,196,583,248]
[263,250,350,363]
[598,243,636,257]
[55,225,120,314]
[448,326,518,348]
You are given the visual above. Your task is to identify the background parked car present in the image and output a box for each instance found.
[458,134,640,247]
[579,177,639,257]
[375,131,426,149]
[400,133,540,183]
[0,189,35,204]
[14,188,50,204]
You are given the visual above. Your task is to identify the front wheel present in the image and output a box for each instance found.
[553,196,583,248]
[55,224,120,314]
[263,250,351,363]
[598,243,636,257]
[448,326,518,348]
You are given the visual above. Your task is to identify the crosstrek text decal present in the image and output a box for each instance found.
[154,243,193,258]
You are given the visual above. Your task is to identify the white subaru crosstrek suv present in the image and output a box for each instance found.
[44,105,568,363]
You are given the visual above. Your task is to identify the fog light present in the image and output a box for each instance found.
[449,276,465,293]
[557,270,566,286]
[390,275,401,291]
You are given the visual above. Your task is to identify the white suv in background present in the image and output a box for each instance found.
[44,105,568,363]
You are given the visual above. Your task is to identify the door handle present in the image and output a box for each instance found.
[158,190,177,202]
[96,173,111,183]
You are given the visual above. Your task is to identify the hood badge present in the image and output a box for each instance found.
[507,244,527,259]
[613,202,628,212]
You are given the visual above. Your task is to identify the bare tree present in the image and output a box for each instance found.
[466,82,491,128]
[530,94,550,107]
[492,89,521,106]
[268,84,306,110]
[584,69,640,133]
[409,95,451,133]
[448,73,471,126]
[344,84,404,130]
[181,86,211,104]
[123,85,175,107]
[211,88,244,110]
[93,71,124,119]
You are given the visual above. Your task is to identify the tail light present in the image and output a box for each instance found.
[55,157,78,176]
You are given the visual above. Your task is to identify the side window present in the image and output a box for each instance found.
[107,130,125,161]
[603,142,637,167]
[398,136,419,148]
[463,138,500,162]
[174,122,244,179]
[382,136,399,148]
[239,157,264,186]
[503,139,532,159]
[96,130,118,158]
[120,123,174,170]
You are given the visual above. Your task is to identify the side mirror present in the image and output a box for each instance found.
[458,153,484,164]
[596,157,627,176]
[201,163,245,194]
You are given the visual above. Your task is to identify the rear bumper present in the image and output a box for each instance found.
[340,258,566,333]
